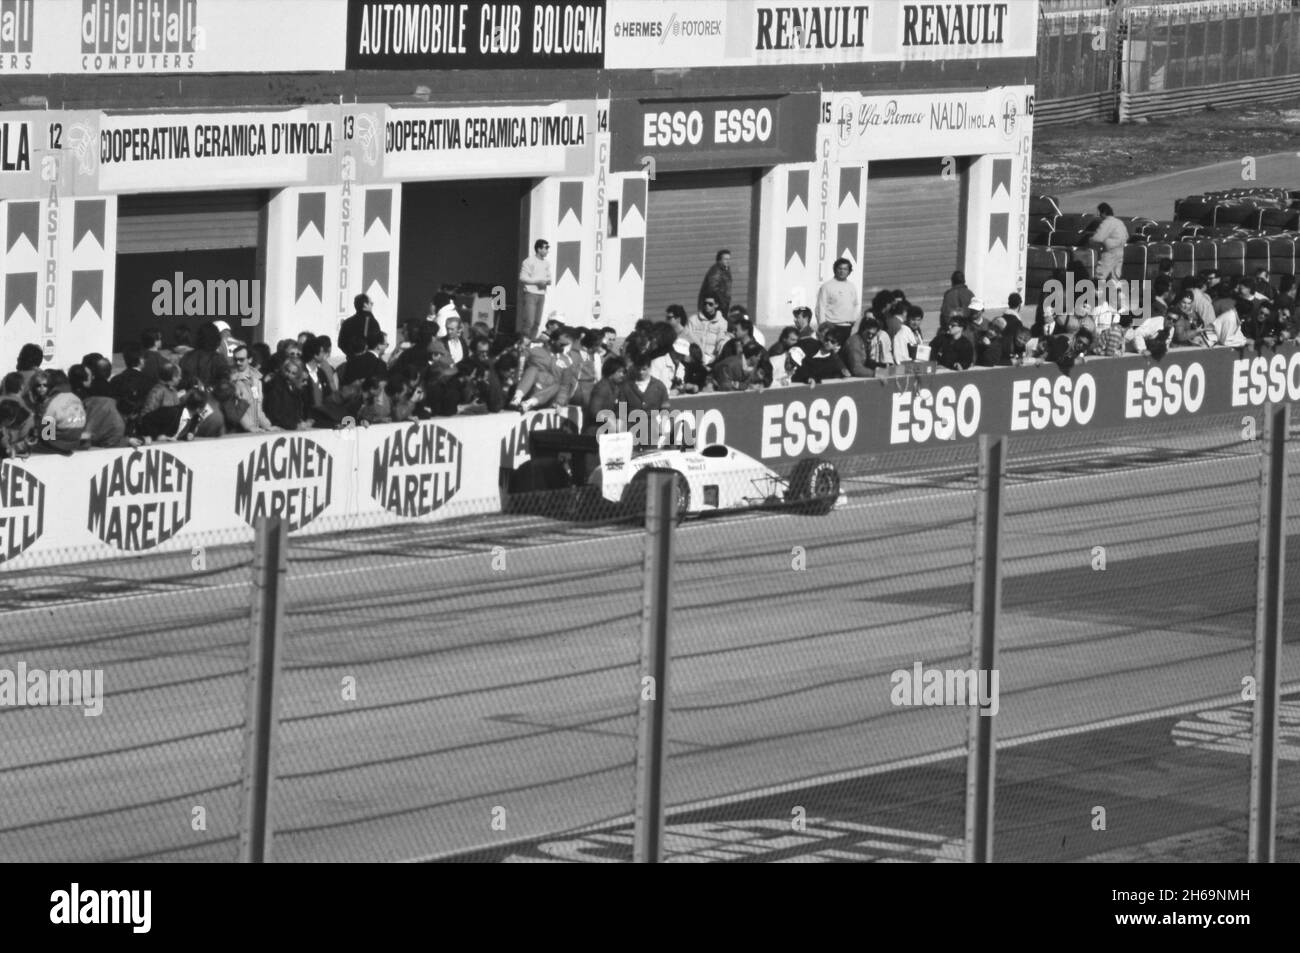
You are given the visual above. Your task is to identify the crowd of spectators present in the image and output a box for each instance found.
[3,257,1293,458]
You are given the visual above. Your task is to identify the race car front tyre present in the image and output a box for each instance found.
[623,468,690,524]
[786,458,840,515]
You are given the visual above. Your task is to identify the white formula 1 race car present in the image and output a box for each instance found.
[504,429,844,520]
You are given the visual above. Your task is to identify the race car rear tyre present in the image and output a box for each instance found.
[623,468,690,524]
[786,458,840,515]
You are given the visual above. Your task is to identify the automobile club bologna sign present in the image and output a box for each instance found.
[87,448,194,551]
[371,422,463,517]
[234,436,334,531]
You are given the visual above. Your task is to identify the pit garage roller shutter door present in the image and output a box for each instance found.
[863,159,965,302]
[643,170,758,318]
[117,190,266,254]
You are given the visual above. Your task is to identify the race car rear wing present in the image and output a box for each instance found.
[529,430,600,457]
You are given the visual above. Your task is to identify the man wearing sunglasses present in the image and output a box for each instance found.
[687,295,729,366]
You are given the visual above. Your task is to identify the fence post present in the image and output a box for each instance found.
[633,471,678,863]
[238,516,288,863]
[966,435,1005,863]
[1249,403,1287,864]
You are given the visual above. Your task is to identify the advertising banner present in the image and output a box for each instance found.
[826,85,1034,162]
[609,92,818,173]
[8,347,1291,568]
[94,107,340,193]
[381,100,597,180]
[672,347,1292,465]
[345,0,605,69]
[0,110,101,199]
[604,0,1038,69]
[0,0,345,75]
[0,408,574,568]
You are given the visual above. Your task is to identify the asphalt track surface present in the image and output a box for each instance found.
[2,417,1300,863]
[1057,152,1298,222]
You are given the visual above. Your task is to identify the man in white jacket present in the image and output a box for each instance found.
[1205,300,1248,348]
[1090,203,1129,282]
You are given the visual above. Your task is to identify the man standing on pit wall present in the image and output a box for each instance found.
[698,250,733,317]
[816,257,860,346]
[1090,202,1128,282]
[519,239,552,341]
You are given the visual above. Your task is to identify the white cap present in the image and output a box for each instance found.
[213,320,231,334]
[968,298,985,312]
[672,338,690,357]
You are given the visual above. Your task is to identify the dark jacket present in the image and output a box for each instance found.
[263,374,308,430]
[110,368,152,418]
[338,309,378,357]
[517,348,565,408]
[698,263,732,316]
[941,284,973,320]
[179,348,229,389]
[843,332,883,378]
[710,355,751,391]
[80,396,126,448]
[585,378,621,434]
[419,376,462,417]
[138,405,208,441]
[140,350,168,384]
[618,377,670,414]
[976,333,1010,367]
[341,351,388,387]
[932,334,974,371]
[457,354,505,412]
[792,352,848,384]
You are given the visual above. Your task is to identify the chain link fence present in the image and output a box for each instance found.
[2,410,1296,862]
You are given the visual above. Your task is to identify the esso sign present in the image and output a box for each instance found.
[1125,362,1205,419]
[890,384,981,445]
[642,106,774,148]
[1231,353,1300,407]
[761,395,857,458]
[1010,373,1097,431]
[643,110,705,147]
[713,107,773,144]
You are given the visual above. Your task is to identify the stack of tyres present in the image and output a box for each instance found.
[1217,237,1247,276]
[1054,212,1099,235]
[1071,246,1098,277]
[1026,246,1071,304]
[1256,208,1300,230]
[1120,244,1149,281]
[1124,217,1159,239]
[1172,239,1218,278]
[1261,235,1298,279]
[1246,238,1272,276]
[1174,195,1217,223]
[1210,202,1258,227]
[1030,195,1063,218]
[1200,224,1248,239]
[1028,215,1056,244]
[1046,228,1086,247]
[1122,241,1174,281]
[1142,221,1193,242]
